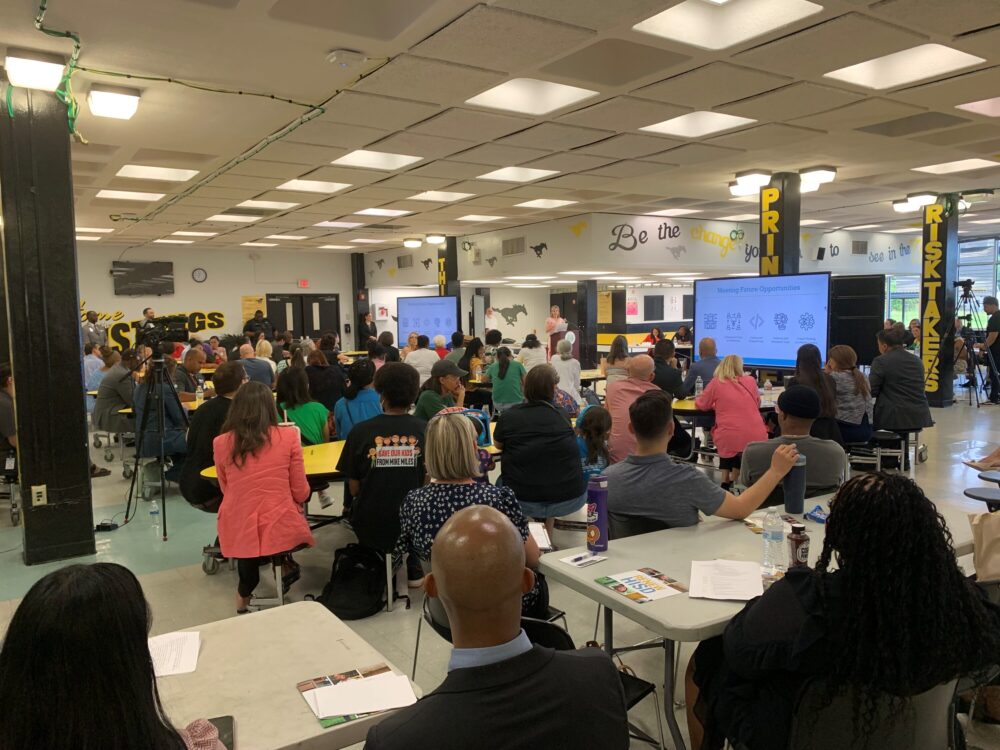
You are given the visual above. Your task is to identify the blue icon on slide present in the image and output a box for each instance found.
[703,313,718,330]
[799,313,815,331]
[749,313,764,330]
[726,312,741,331]
[774,313,788,331]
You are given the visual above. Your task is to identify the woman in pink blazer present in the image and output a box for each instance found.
[695,354,767,490]
[213,382,315,613]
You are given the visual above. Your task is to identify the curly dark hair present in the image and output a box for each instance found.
[817,472,1000,736]
[577,406,611,465]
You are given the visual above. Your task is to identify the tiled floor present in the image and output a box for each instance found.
[1,398,999,748]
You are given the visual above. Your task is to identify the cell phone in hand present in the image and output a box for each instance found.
[207,716,236,750]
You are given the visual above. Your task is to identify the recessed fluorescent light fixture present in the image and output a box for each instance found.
[516,199,577,209]
[884,228,921,234]
[892,199,918,213]
[558,271,613,275]
[276,179,350,194]
[313,220,364,228]
[729,272,759,276]
[409,191,474,202]
[653,272,704,277]
[729,181,758,197]
[799,219,828,226]
[116,165,199,182]
[510,284,549,288]
[642,111,755,138]
[956,97,1000,118]
[154,238,193,244]
[461,279,507,285]
[318,244,353,249]
[799,181,820,193]
[824,44,984,90]
[633,0,822,51]
[505,275,555,280]
[173,231,217,237]
[87,84,140,119]
[266,234,307,241]
[403,238,422,248]
[645,208,700,216]
[332,149,422,170]
[912,158,999,175]
[4,48,64,91]
[844,224,880,230]
[75,235,101,242]
[425,234,446,244]
[351,238,385,243]
[466,78,598,116]
[799,166,837,184]
[595,276,641,281]
[96,189,165,201]
[720,214,758,221]
[356,208,411,217]
[238,199,300,210]
[241,242,278,247]
[972,218,1000,225]
[457,214,505,221]
[76,227,114,234]
[207,213,262,222]
[907,192,937,207]
[735,170,771,189]
[477,167,559,182]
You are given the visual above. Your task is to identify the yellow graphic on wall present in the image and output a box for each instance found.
[597,291,613,324]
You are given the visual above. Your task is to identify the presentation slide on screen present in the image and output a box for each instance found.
[397,296,458,344]
[694,274,829,368]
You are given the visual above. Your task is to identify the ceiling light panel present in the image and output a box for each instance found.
[318,244,353,249]
[409,191,475,202]
[720,214,758,221]
[799,219,828,226]
[154,239,193,244]
[465,78,599,116]
[645,208,699,216]
[632,0,823,51]
[642,111,755,138]
[76,227,114,233]
[116,165,198,182]
[173,231,217,237]
[276,179,351,194]
[824,44,985,90]
[87,85,140,119]
[266,235,307,240]
[457,215,505,221]
[332,150,422,170]
[238,199,300,210]
[75,235,101,242]
[956,97,1000,118]
[356,208,412,217]
[558,271,613,275]
[4,49,64,91]
[912,158,999,174]
[516,199,577,209]
[208,213,261,222]
[96,189,165,201]
[351,239,385,243]
[313,221,364,228]
[477,167,560,182]
[241,242,278,247]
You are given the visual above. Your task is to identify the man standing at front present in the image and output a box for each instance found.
[81,311,106,347]
[981,296,1000,404]
[606,354,659,463]
[243,309,274,341]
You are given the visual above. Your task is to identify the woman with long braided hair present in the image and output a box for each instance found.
[686,472,1000,750]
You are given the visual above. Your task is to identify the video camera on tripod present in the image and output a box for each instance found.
[954,278,976,301]
[136,315,189,351]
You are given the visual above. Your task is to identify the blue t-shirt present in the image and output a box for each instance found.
[577,435,608,483]
[333,388,382,439]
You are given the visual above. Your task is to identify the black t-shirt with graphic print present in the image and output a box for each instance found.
[337,413,426,551]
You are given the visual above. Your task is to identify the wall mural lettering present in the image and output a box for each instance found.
[609,222,682,253]
[80,301,225,350]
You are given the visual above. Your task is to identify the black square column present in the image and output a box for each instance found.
[759,172,801,276]
[0,86,95,563]
[920,200,958,408]
[575,280,598,368]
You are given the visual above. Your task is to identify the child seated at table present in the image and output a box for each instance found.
[576,404,611,482]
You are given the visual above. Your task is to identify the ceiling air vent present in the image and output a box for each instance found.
[852,240,868,255]
[502,236,525,257]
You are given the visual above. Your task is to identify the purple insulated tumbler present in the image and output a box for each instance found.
[587,476,609,553]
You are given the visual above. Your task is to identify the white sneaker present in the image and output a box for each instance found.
[318,491,333,509]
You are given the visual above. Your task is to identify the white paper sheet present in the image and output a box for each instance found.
[529,522,553,551]
[310,672,417,718]
[149,631,200,677]
[688,560,764,601]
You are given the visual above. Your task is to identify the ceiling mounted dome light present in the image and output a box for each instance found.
[907,192,937,207]
[403,238,422,248]
[735,170,772,189]
[799,166,837,184]
[425,234,445,244]
[892,199,918,213]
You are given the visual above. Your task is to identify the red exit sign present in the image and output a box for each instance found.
[297,279,309,288]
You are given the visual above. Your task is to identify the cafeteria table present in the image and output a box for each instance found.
[158,601,421,750]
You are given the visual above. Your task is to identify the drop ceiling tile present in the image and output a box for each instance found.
[353,55,506,106]
[857,112,970,137]
[412,5,594,72]
[72,160,105,175]
[192,185,262,200]
[894,67,1000,109]
[369,131,476,159]
[297,196,372,214]
[339,186,416,202]
[499,186,578,199]
[130,147,218,166]
[494,0,673,32]
[230,159,310,179]
[791,97,926,130]
[249,190,326,205]
[540,39,690,87]
[208,174,283,191]
[719,82,864,122]
[407,160,497,179]
[736,13,927,79]
[284,121,392,150]
[577,133,682,159]
[584,160,670,178]
[635,63,790,109]
[539,174,621,190]
[644,142,745,165]
[444,180,520,195]
[450,143,552,166]
[297,165,384,185]
[521,152,616,172]
[557,96,689,131]
[708,123,825,150]
[955,26,1000,60]
[964,138,1000,156]
[318,92,440,130]
[869,0,1000,36]
[267,0,437,39]
[375,175,456,191]
[498,123,612,151]
[409,108,533,140]
[256,141,347,165]
[910,123,1000,146]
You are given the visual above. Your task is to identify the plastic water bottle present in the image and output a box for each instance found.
[762,508,785,575]
[195,385,204,402]
[694,376,704,397]
[149,499,161,538]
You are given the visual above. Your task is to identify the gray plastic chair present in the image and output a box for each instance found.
[787,678,959,750]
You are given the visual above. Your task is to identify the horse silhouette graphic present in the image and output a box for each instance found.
[531,242,547,258]
[497,304,527,326]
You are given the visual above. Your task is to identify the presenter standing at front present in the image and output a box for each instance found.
[545,304,568,360]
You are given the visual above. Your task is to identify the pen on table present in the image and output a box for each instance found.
[568,553,592,564]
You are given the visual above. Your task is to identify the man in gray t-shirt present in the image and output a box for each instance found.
[605,391,798,529]
[740,385,846,494]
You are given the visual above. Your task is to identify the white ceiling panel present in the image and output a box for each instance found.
[635,62,790,109]
[867,0,1000,36]
[894,67,1000,109]
[255,141,347,165]
[450,143,553,165]
[407,160,498,179]
[353,55,506,105]
[318,92,441,130]
[577,133,682,159]
[557,96,689,131]
[584,160,670,178]
[707,123,826,150]
[644,142,745,165]
[910,124,1000,147]
[297,165,385,185]
[719,82,864,122]
[791,97,926,130]
[283,121,392,150]
[229,159,312,179]
[539,38,690,87]
[498,123,612,150]
[369,131,477,159]
[521,152,616,172]
[409,108,533,140]
[494,0,678,32]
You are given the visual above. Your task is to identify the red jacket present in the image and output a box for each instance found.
[213,426,314,558]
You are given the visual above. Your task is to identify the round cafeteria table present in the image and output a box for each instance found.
[200,441,345,480]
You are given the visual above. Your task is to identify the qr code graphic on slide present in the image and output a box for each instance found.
[774,313,788,331]
[727,312,741,331]
[799,313,816,331]
[703,313,718,330]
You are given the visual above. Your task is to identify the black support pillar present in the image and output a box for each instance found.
[350,252,369,350]
[575,280,598,368]
[439,237,461,330]
[0,86,95,563]
[920,199,958,407]
[759,172,801,276]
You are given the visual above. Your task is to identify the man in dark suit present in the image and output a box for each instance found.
[870,327,934,435]
[365,506,628,750]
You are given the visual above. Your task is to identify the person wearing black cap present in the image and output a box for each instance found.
[740,385,847,501]
[413,359,466,420]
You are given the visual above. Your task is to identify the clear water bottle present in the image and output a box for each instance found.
[762,508,785,576]
[694,375,704,397]
[195,385,204,402]
[149,498,161,538]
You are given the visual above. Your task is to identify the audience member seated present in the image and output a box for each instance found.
[83,342,103,385]
[686,472,1000,750]
[606,391,796,531]
[788,343,843,444]
[377,331,400,362]
[270,331,290,364]
[367,341,388,370]
[494,365,586,537]
[414,359,466,420]
[601,335,631,385]
[93,348,140,437]
[365,506,629,750]
[826,344,873,444]
[883,318,896,330]
[445,331,466,364]
[683,337,722,396]
[85,345,118,413]
[134,358,187,480]
[0,364,15,453]
[180,361,244,513]
[254,339,277,374]
[642,326,664,345]
[673,324,693,345]
[402,334,438,384]
[334,359,382,438]
[214,382,314,612]
[277,367,330,446]
[173,347,208,403]
[483,328,503,365]
[396,409,549,617]
[318,332,341,365]
[338,363,426,584]
[304,349,345,412]
[0,562,226,750]
[576,404,611,481]
[484,346,525,414]
[740,385,847,501]
[652,339,684,398]
[908,318,922,350]
[516,333,548,372]
[695,354,768,489]
[606,354,659,463]
[208,336,226,364]
[550,339,582,405]
[433,334,449,359]
[870,328,934,435]
[238,343,274,387]
[400,331,418,359]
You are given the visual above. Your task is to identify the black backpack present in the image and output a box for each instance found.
[314,544,407,620]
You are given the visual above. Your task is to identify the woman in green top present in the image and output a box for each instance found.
[276,367,330,446]
[413,358,466,420]
[484,346,525,414]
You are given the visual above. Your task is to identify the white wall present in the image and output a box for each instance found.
[363,246,439,287]
[487,285,551,344]
[626,286,693,325]
[369,286,436,341]
[77,245,355,348]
